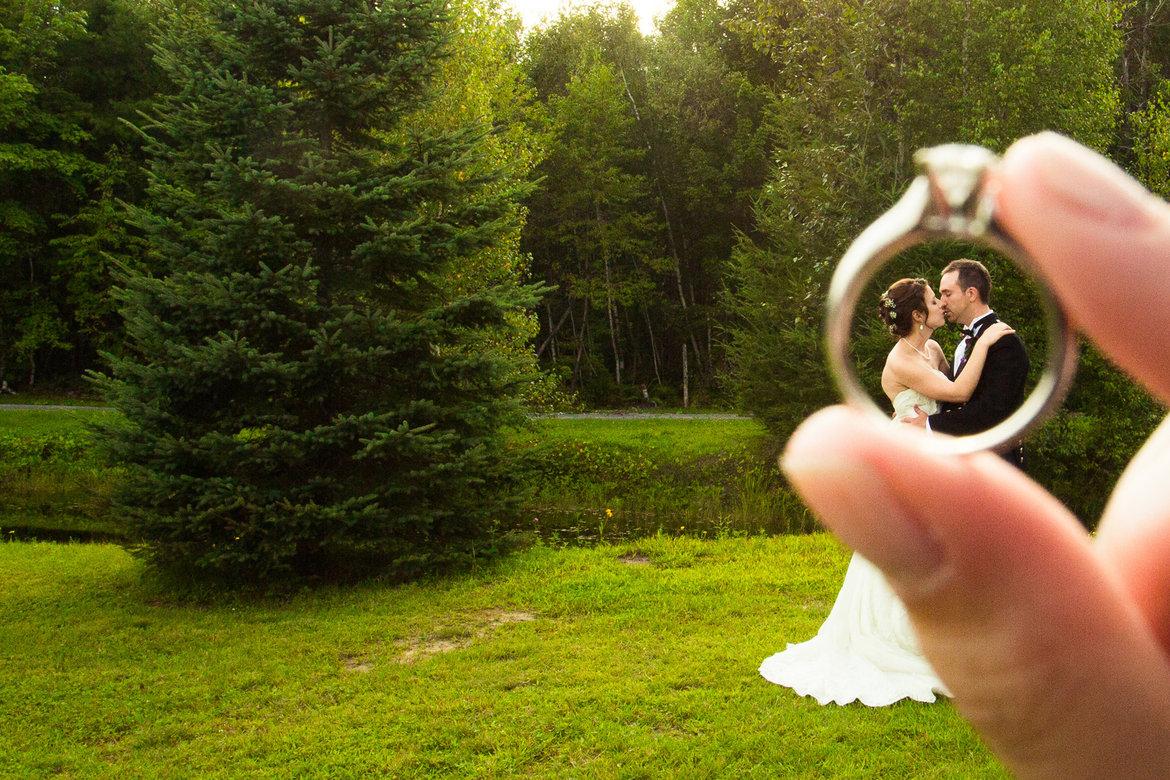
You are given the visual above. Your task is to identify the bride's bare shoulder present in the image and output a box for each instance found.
[881,344,911,393]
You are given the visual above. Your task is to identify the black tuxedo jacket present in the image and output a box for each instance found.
[928,313,1029,462]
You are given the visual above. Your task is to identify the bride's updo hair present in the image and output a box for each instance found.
[878,278,928,337]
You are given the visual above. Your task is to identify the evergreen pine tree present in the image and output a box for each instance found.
[93,0,540,584]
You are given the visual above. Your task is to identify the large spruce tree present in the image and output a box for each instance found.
[95,0,539,583]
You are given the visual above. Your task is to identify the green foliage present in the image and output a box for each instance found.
[0,0,161,388]
[401,0,560,410]
[0,429,95,467]
[896,0,1120,152]
[1113,1,1170,171]
[1130,79,1170,199]
[1029,342,1166,527]
[6,410,817,546]
[641,7,773,399]
[6,0,1168,553]
[522,2,771,406]
[724,0,1124,440]
[523,25,665,400]
[719,0,1160,520]
[93,0,543,586]
[0,409,124,539]
[508,417,815,540]
[522,1,646,101]
[0,0,92,385]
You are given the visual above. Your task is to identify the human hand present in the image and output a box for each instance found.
[782,132,1170,778]
[899,404,928,427]
[980,321,1015,345]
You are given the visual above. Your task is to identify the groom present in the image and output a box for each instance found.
[908,258,1030,468]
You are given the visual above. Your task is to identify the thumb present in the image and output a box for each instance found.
[996,132,1170,403]
[782,406,1170,779]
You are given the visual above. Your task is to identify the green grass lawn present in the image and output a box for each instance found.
[1,534,1007,778]
[518,416,773,460]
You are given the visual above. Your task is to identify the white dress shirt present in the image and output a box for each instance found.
[953,310,996,368]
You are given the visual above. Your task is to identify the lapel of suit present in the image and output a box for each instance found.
[955,312,999,378]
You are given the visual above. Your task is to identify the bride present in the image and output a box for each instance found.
[758,277,1013,706]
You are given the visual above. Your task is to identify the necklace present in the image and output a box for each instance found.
[900,338,931,360]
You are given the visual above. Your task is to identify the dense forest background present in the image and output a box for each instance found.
[3,0,1169,547]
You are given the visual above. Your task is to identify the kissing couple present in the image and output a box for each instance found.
[759,257,1029,706]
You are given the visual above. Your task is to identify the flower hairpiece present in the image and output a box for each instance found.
[880,294,897,318]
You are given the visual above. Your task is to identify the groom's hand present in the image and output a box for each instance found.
[782,133,1170,779]
[899,405,928,428]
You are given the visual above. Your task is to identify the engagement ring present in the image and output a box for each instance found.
[824,144,1077,455]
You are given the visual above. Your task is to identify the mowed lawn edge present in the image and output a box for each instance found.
[1,535,1007,778]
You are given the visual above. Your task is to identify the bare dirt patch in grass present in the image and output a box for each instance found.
[396,609,537,665]
[342,655,373,673]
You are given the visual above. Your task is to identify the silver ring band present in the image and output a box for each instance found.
[824,144,1077,456]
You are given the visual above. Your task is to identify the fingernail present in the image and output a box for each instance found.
[781,453,946,583]
[1018,132,1159,229]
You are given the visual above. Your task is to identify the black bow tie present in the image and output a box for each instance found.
[960,326,976,338]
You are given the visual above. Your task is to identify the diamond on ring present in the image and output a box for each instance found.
[914,144,998,235]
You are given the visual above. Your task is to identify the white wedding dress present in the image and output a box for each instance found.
[758,387,950,706]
